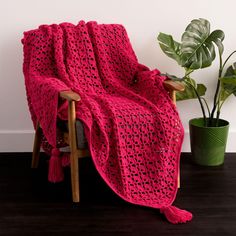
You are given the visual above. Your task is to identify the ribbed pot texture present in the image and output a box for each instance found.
[189,118,229,166]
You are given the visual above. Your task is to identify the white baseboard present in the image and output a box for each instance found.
[0,130,235,152]
[0,130,34,152]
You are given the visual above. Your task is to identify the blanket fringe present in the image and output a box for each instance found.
[160,205,193,224]
[61,153,71,167]
[48,148,64,183]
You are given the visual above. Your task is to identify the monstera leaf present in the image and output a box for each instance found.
[158,33,181,65]
[180,19,225,69]
[176,78,207,101]
[158,18,225,70]
[220,62,236,101]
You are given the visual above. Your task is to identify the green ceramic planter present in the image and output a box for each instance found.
[189,118,229,166]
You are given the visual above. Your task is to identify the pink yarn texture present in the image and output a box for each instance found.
[22,21,192,223]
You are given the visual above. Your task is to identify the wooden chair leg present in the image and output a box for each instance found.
[177,173,180,188]
[32,122,42,168]
[169,90,176,104]
[68,100,80,203]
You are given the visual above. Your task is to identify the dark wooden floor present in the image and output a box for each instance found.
[0,153,236,236]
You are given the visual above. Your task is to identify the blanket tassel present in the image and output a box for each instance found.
[160,205,193,224]
[61,153,70,167]
[48,148,64,183]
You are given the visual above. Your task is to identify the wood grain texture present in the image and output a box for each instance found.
[68,100,80,203]
[0,153,235,236]
[31,122,42,168]
[163,80,185,92]
[60,90,81,102]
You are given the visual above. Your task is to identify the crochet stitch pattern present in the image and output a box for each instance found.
[22,21,192,223]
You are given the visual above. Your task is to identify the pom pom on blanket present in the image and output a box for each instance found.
[160,205,193,224]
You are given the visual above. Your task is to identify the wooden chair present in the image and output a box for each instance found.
[31,80,184,203]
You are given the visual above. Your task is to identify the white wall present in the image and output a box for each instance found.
[1,0,236,152]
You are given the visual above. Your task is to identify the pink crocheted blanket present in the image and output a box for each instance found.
[22,21,192,223]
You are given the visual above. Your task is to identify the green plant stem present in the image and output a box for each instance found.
[210,80,221,122]
[210,50,223,124]
[185,80,207,126]
[211,50,236,125]
[184,68,194,77]
[216,111,220,126]
[222,50,236,70]
[184,69,207,125]
[215,91,222,126]
[201,97,210,118]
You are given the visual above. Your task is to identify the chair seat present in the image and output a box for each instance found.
[58,119,88,150]
[75,120,88,149]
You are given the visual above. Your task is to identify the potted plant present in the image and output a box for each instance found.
[157,18,236,166]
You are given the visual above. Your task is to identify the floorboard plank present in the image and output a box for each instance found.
[0,153,235,236]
